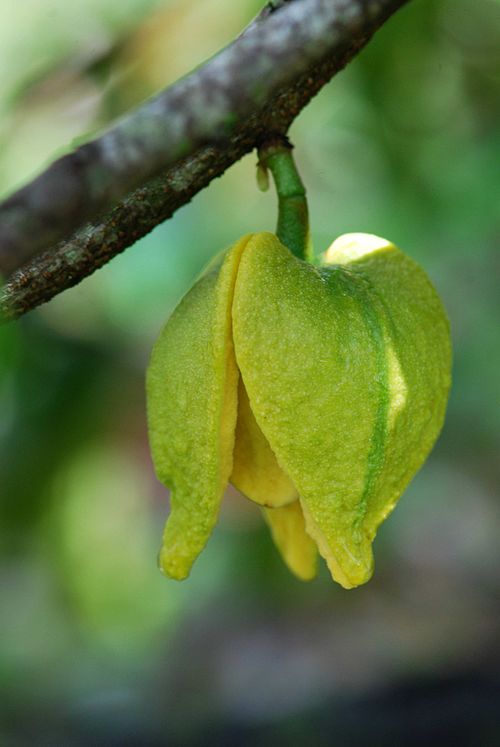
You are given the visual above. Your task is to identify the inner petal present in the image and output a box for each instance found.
[230,378,297,508]
[263,501,317,581]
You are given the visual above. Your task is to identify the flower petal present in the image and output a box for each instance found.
[147,235,252,579]
[263,501,317,581]
[324,233,452,532]
[231,378,297,508]
[233,232,451,588]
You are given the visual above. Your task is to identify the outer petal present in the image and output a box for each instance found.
[146,235,252,579]
[232,232,451,588]
[324,233,452,532]
[263,502,317,581]
[231,378,297,508]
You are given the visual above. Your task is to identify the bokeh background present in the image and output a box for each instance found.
[1,1,499,744]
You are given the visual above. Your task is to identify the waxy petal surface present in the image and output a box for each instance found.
[324,233,451,533]
[233,232,451,588]
[147,235,251,579]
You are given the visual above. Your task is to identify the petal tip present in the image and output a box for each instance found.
[158,546,191,581]
[325,545,375,589]
[292,565,318,583]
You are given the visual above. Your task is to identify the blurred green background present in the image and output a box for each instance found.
[1,1,499,744]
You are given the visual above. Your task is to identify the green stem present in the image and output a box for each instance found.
[258,137,311,261]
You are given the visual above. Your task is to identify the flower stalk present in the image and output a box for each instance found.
[257,137,312,262]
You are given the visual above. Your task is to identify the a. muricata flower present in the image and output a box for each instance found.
[147,231,451,587]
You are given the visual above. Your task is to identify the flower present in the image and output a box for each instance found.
[146,232,451,587]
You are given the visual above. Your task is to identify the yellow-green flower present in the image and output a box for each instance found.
[147,231,451,587]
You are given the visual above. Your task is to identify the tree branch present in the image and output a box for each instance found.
[0,0,410,321]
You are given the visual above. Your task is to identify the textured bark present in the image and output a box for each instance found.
[0,0,410,322]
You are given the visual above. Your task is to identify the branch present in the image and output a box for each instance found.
[0,0,410,321]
